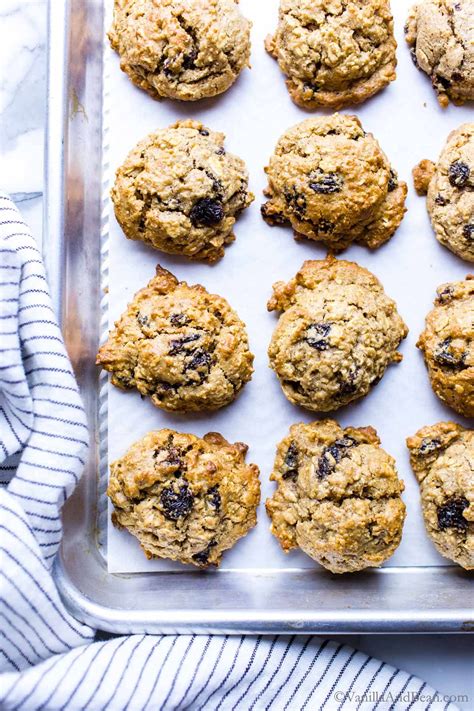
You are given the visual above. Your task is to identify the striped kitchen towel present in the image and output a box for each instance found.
[0,192,460,710]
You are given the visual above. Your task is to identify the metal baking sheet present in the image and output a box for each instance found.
[46,0,473,633]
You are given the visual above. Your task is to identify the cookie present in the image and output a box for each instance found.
[111,120,253,263]
[405,0,474,107]
[266,0,397,110]
[266,420,406,574]
[407,421,473,569]
[96,265,254,412]
[417,276,474,417]
[413,124,474,263]
[109,0,251,101]
[267,257,408,412]
[109,429,260,567]
[261,114,407,252]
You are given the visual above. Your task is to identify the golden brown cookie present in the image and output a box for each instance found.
[267,257,408,412]
[266,0,397,109]
[417,276,474,417]
[109,429,261,567]
[413,124,474,263]
[405,0,474,107]
[261,114,407,252]
[111,120,253,263]
[109,0,251,101]
[266,420,406,574]
[97,266,254,412]
[407,421,473,569]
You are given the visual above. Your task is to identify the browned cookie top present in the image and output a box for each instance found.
[112,120,253,263]
[405,0,474,107]
[266,0,397,109]
[267,256,408,412]
[266,420,405,573]
[109,0,251,101]
[262,114,406,252]
[407,421,474,569]
[97,266,254,413]
[417,276,474,418]
[109,429,260,567]
[413,124,474,263]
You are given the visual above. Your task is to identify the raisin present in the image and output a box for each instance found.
[437,497,468,531]
[170,313,189,326]
[207,486,221,510]
[339,369,360,395]
[309,170,344,194]
[437,286,454,303]
[215,146,226,156]
[261,203,286,224]
[160,483,194,521]
[137,314,150,328]
[436,75,451,89]
[192,541,216,565]
[449,161,470,188]
[317,219,334,234]
[317,437,356,479]
[388,169,398,192]
[418,438,441,455]
[162,58,173,77]
[115,374,133,388]
[305,323,331,350]
[434,338,467,370]
[169,334,200,355]
[284,188,307,220]
[205,170,223,196]
[154,445,183,471]
[463,224,474,240]
[183,47,198,70]
[435,194,447,206]
[282,442,299,479]
[199,129,209,136]
[454,2,461,8]
[155,381,176,393]
[190,198,224,227]
[410,46,419,68]
[185,348,211,372]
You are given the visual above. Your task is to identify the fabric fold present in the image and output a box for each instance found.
[0,194,460,710]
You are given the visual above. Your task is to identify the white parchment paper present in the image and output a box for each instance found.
[105,0,472,573]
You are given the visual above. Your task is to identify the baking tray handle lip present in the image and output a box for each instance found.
[44,0,69,323]
[52,557,474,636]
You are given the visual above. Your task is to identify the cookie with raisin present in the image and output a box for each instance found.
[267,256,408,412]
[405,0,474,107]
[97,265,254,412]
[109,0,251,101]
[112,120,253,262]
[407,421,473,569]
[266,420,406,574]
[266,0,397,110]
[261,114,406,252]
[109,429,260,567]
[413,124,474,263]
[417,277,474,417]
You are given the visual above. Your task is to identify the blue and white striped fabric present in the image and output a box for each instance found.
[0,193,459,710]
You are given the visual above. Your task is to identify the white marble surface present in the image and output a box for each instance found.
[0,1,472,707]
[0,0,46,239]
